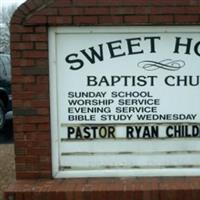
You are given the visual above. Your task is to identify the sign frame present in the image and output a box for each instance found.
[49,26,200,178]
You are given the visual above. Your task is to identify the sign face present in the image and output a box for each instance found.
[49,27,200,178]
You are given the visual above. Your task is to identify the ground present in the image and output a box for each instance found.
[0,144,15,200]
[0,118,15,200]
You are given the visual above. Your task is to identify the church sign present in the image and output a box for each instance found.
[49,26,200,178]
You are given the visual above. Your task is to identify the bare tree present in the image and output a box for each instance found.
[0,4,18,54]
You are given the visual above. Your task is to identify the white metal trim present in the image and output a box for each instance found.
[53,26,200,34]
[49,27,60,177]
[55,168,200,178]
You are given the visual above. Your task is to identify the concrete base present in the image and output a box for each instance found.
[4,177,200,200]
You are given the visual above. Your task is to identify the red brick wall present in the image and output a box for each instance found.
[11,0,200,180]
[10,0,200,185]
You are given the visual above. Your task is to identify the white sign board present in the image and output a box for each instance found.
[49,27,200,178]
